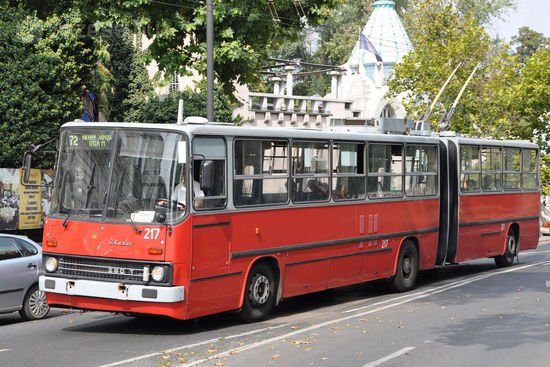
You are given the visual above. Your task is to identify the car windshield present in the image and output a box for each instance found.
[51,128,188,224]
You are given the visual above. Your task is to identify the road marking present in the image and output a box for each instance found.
[0,349,10,353]
[362,347,415,367]
[103,259,550,367]
[344,259,550,314]
[98,323,290,367]
[177,259,550,367]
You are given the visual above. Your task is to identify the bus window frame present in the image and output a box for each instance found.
[481,145,502,193]
[521,148,539,191]
[191,135,228,211]
[233,137,291,207]
[367,142,405,200]
[291,139,331,203]
[460,144,481,194]
[502,146,522,191]
[404,143,439,198]
[331,140,366,202]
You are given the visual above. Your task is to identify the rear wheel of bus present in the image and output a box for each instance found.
[494,228,517,268]
[390,240,418,293]
[239,262,276,323]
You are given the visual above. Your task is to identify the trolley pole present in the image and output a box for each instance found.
[206,0,215,122]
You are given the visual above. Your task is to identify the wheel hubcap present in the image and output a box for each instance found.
[29,290,49,318]
[251,275,270,306]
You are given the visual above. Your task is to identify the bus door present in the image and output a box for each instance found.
[190,136,230,277]
[187,137,234,318]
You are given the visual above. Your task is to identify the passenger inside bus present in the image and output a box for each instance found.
[307,179,329,200]
[332,183,349,200]
[462,178,479,192]
[482,175,497,191]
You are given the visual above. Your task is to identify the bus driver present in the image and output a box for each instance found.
[157,164,204,209]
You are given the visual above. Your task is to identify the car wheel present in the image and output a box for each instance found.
[19,285,50,321]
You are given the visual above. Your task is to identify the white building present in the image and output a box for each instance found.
[234,0,413,129]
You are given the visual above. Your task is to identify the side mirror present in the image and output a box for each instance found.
[22,151,33,185]
[200,160,215,194]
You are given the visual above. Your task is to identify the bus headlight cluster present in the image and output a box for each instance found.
[44,257,58,272]
[151,266,165,282]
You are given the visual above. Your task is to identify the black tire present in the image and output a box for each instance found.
[19,285,50,321]
[390,240,419,293]
[239,263,276,323]
[494,228,517,268]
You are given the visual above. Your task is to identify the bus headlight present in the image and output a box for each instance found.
[151,266,165,282]
[44,257,58,272]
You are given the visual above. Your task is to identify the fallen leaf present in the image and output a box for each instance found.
[272,354,281,359]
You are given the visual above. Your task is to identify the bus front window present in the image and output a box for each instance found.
[51,129,187,224]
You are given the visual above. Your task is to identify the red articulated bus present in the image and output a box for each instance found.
[33,119,539,322]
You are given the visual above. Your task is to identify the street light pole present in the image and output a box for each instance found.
[206,0,215,122]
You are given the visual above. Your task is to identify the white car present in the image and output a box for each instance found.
[0,234,50,320]
[541,205,550,236]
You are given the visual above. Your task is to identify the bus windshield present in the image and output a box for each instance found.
[51,128,188,224]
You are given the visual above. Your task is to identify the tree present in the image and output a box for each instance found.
[21,0,343,96]
[0,5,94,167]
[388,0,493,133]
[511,26,550,65]
[505,47,550,149]
[541,154,550,195]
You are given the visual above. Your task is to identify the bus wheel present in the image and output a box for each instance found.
[494,228,517,268]
[239,263,276,323]
[390,240,418,293]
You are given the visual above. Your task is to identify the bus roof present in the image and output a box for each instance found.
[61,120,538,148]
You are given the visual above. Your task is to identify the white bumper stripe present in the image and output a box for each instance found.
[39,276,184,303]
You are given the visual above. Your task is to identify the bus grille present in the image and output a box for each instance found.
[57,256,147,283]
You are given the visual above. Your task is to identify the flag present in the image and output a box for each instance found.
[359,32,383,63]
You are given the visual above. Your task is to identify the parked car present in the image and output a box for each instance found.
[541,204,550,236]
[0,234,49,320]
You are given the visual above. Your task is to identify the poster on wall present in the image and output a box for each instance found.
[19,169,42,230]
[0,168,53,231]
[0,168,20,231]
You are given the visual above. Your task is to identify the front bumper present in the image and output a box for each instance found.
[40,276,184,303]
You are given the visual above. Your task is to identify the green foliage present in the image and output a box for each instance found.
[388,0,492,133]
[0,4,94,168]
[511,26,550,65]
[541,154,550,195]
[100,26,155,122]
[56,0,342,95]
[505,48,550,149]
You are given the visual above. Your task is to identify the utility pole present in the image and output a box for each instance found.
[206,0,215,122]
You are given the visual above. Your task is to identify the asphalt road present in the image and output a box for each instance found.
[2,238,550,367]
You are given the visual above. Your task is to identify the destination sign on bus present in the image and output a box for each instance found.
[68,133,113,149]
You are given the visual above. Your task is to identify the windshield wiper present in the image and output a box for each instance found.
[62,209,74,228]
[62,206,84,229]
[127,214,142,234]
[113,192,142,234]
